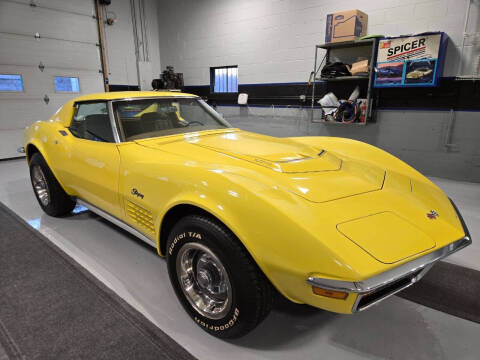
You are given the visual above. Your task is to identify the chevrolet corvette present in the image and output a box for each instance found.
[406,67,434,79]
[22,91,471,338]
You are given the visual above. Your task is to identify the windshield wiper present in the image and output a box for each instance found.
[182,120,205,127]
[86,130,108,142]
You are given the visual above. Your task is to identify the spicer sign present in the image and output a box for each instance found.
[377,33,442,63]
[386,38,426,58]
[374,32,447,88]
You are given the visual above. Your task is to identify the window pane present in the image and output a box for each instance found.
[227,68,231,93]
[215,70,220,93]
[212,66,238,93]
[234,67,238,92]
[216,68,221,92]
[224,68,228,92]
[74,102,108,120]
[115,98,230,141]
[228,68,231,92]
[223,68,228,92]
[220,68,225,93]
[0,74,23,92]
[70,102,114,142]
[55,76,80,93]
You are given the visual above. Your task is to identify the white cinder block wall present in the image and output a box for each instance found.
[104,0,161,87]
[158,0,478,85]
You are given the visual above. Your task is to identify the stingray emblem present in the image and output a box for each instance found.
[426,210,439,220]
[131,188,144,199]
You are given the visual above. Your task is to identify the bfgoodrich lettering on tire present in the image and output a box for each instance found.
[166,214,273,338]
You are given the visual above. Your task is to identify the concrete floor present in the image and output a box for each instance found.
[0,344,7,360]
[1,158,480,360]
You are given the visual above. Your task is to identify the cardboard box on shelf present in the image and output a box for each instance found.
[325,10,368,43]
[349,59,369,75]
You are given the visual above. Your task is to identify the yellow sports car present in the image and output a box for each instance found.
[22,91,471,338]
[406,67,433,79]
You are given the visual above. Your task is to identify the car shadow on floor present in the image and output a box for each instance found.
[231,295,445,359]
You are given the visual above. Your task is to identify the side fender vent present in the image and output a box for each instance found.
[126,201,155,234]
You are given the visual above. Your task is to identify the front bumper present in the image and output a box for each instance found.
[307,199,471,312]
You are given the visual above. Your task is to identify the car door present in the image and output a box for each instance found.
[60,101,122,218]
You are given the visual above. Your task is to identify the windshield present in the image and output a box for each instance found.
[113,97,231,141]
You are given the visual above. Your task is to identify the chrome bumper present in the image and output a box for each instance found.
[307,200,471,312]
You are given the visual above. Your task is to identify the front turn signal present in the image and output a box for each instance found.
[312,286,348,300]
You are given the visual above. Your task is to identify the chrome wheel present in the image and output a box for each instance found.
[32,165,50,206]
[176,242,232,320]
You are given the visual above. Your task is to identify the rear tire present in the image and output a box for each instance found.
[166,214,273,338]
[29,153,75,217]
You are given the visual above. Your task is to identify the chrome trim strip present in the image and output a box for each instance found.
[273,156,315,163]
[107,101,121,144]
[307,236,471,294]
[73,96,198,107]
[111,96,198,103]
[77,199,157,249]
[352,265,430,312]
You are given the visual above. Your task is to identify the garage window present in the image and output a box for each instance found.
[0,74,23,92]
[54,76,80,93]
[210,66,238,93]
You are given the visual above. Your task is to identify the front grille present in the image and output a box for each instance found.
[356,270,421,311]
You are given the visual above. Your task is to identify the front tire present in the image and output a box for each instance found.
[167,214,273,338]
[29,153,75,217]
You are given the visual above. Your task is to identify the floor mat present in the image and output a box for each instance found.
[0,202,196,360]
[398,260,480,324]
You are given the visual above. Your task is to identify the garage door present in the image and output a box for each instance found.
[0,0,104,159]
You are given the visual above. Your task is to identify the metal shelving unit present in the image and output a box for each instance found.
[319,75,369,81]
[311,38,378,124]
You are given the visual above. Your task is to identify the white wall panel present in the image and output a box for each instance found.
[103,0,137,85]
[0,1,98,44]
[0,0,103,159]
[0,34,101,71]
[103,0,161,87]
[7,0,96,16]
[144,0,161,80]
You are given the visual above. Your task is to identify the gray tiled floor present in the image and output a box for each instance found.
[0,344,8,360]
[1,158,480,360]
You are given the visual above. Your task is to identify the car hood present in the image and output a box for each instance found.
[337,211,436,264]
[134,129,464,266]
[135,129,385,203]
